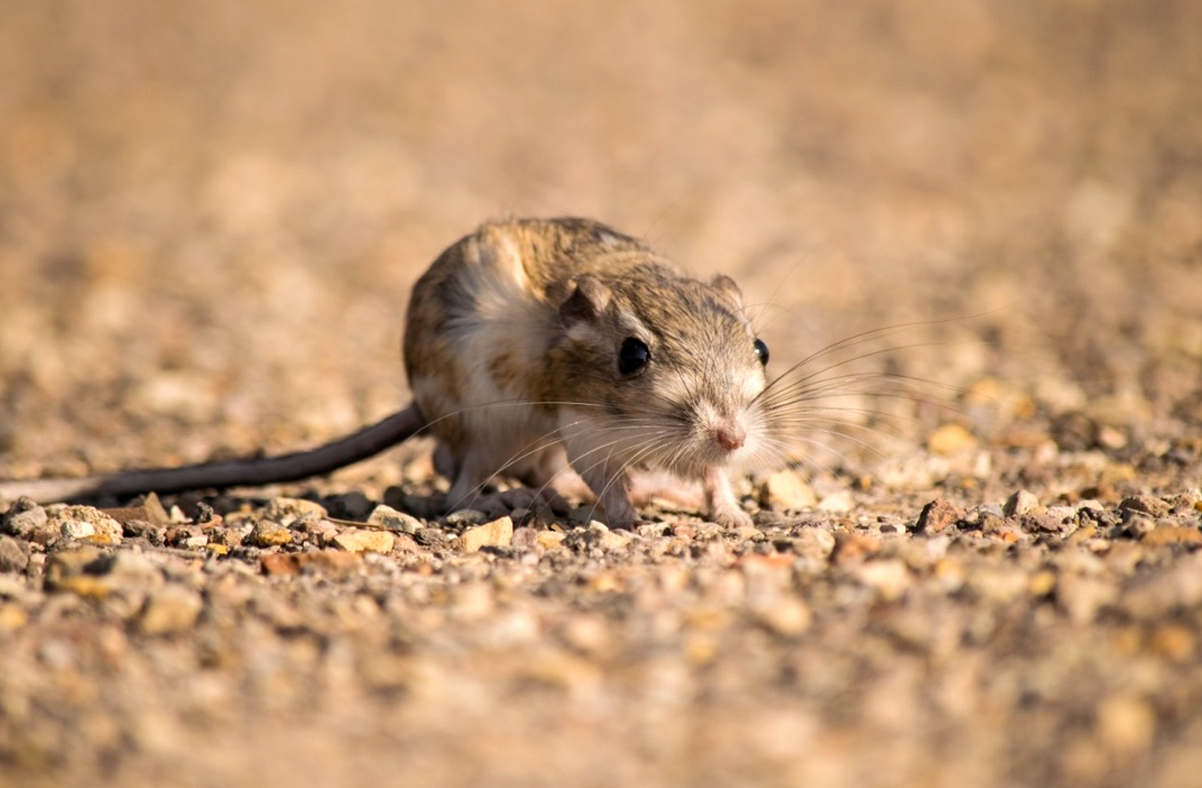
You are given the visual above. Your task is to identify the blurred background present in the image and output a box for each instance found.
[1,0,1200,479]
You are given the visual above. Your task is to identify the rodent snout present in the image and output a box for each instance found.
[713,424,747,452]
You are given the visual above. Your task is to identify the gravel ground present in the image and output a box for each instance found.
[2,2,1201,786]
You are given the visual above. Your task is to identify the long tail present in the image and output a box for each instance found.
[0,405,425,505]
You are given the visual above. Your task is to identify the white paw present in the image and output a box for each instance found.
[710,505,755,529]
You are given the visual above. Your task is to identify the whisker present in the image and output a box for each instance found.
[774,311,998,374]
[586,438,673,524]
[761,340,974,404]
[452,416,678,513]
[762,368,972,403]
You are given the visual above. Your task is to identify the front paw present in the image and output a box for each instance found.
[709,505,755,529]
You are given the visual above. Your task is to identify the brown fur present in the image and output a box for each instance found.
[403,217,770,527]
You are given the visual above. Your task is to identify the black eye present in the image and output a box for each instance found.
[754,338,769,366]
[618,338,651,375]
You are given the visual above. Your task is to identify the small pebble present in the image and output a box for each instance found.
[458,517,514,552]
[916,499,964,534]
[589,523,631,551]
[760,470,816,510]
[1020,512,1068,534]
[367,505,423,534]
[1,500,48,538]
[262,497,328,524]
[387,533,422,555]
[62,519,96,540]
[414,527,450,548]
[47,505,124,544]
[1003,490,1040,517]
[0,536,29,573]
[536,530,567,550]
[1118,495,1171,518]
[249,521,293,548]
[333,530,396,554]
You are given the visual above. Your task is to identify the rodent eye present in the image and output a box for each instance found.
[754,338,769,366]
[618,338,651,375]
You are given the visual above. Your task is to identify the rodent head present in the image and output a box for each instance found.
[548,263,772,477]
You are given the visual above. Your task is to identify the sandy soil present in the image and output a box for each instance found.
[1,1,1201,786]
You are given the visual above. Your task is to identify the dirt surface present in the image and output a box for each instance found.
[2,1,1202,786]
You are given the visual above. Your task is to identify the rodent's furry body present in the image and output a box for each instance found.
[1,218,776,527]
[405,217,772,527]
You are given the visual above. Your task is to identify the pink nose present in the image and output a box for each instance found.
[715,426,746,451]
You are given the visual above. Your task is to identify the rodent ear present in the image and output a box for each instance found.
[708,274,745,306]
[559,275,612,326]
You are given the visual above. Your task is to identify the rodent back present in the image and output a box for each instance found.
[403,217,663,402]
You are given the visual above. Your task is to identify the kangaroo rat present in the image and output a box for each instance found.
[1,218,775,528]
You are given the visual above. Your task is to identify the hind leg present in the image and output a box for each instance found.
[443,447,497,512]
[442,444,572,518]
[433,442,458,482]
[563,444,637,528]
[516,444,592,502]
